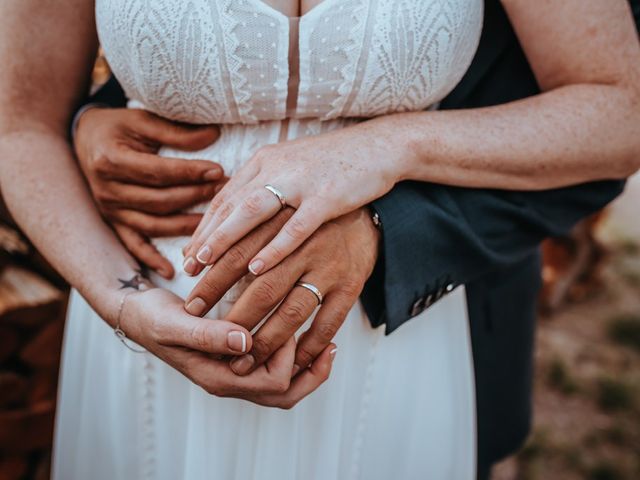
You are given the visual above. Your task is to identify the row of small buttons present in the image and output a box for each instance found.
[410,282,457,317]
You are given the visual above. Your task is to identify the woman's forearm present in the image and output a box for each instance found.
[380,83,640,190]
[0,127,142,324]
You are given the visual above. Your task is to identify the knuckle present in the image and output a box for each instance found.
[340,279,363,299]
[217,202,235,222]
[253,145,273,163]
[140,170,162,185]
[252,279,280,306]
[251,337,272,359]
[284,217,308,240]
[224,244,250,270]
[279,299,308,328]
[190,322,214,351]
[320,365,331,382]
[198,276,223,302]
[272,377,290,394]
[276,399,296,410]
[141,219,162,237]
[202,383,222,397]
[148,316,166,344]
[94,186,115,205]
[93,154,114,175]
[207,195,226,214]
[241,193,264,216]
[133,109,151,122]
[295,346,315,368]
[211,229,229,246]
[265,243,286,261]
[317,321,339,342]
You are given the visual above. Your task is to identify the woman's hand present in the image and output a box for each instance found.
[182,119,408,277]
[74,107,225,278]
[120,288,337,407]
[183,207,380,376]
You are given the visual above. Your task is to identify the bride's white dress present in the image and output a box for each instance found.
[53,1,483,479]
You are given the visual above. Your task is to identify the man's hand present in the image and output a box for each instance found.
[74,107,224,278]
[184,207,380,380]
[124,288,337,409]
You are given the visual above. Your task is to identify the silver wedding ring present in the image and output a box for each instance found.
[295,281,324,305]
[264,184,287,210]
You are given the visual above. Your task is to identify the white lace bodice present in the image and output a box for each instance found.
[96,0,483,125]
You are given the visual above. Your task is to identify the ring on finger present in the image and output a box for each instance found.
[264,184,287,211]
[295,281,324,306]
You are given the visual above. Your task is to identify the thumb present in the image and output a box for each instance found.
[133,110,220,151]
[171,312,253,356]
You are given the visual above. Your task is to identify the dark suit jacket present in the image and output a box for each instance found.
[361,0,639,472]
[84,0,639,474]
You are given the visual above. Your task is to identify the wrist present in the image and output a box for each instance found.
[342,207,381,274]
[365,113,421,184]
[70,103,109,141]
[85,267,155,328]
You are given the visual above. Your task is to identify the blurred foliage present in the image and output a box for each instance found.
[607,314,640,353]
[547,357,580,395]
[596,377,636,413]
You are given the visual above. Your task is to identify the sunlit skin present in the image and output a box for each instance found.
[0,0,338,408]
[1,0,639,389]
[183,0,640,287]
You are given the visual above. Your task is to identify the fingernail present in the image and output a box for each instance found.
[230,354,255,375]
[203,169,221,181]
[227,331,247,353]
[185,297,207,316]
[248,259,264,275]
[292,364,301,377]
[330,348,338,360]
[183,257,197,276]
[196,245,212,264]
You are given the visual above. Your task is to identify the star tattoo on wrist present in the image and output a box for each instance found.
[117,268,152,291]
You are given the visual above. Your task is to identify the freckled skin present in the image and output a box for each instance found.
[184,0,640,275]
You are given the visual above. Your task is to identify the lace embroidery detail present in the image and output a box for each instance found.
[345,0,483,117]
[297,0,370,119]
[97,0,235,123]
[219,0,289,123]
[97,0,482,124]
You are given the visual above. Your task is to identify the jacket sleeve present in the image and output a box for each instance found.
[84,75,128,108]
[361,179,625,334]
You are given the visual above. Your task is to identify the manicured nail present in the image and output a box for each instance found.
[230,354,255,375]
[196,245,212,264]
[183,257,197,276]
[330,348,338,359]
[203,169,221,181]
[185,297,207,317]
[248,259,264,275]
[292,364,301,376]
[227,331,247,353]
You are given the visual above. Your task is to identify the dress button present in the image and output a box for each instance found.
[445,283,455,293]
